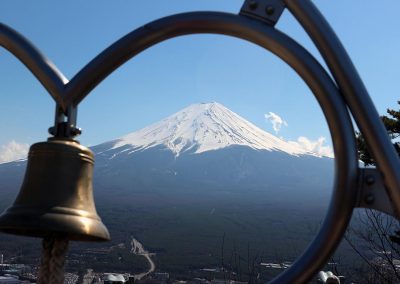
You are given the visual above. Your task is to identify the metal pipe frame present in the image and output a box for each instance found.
[1,1,399,283]
[284,0,400,220]
[0,24,67,107]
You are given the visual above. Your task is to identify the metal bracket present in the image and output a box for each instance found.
[48,105,82,138]
[356,168,398,218]
[239,0,285,26]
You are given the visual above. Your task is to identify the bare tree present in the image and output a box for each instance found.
[348,101,400,282]
[345,209,400,283]
[219,236,262,283]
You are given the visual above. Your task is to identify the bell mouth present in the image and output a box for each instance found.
[0,205,110,242]
[0,139,110,242]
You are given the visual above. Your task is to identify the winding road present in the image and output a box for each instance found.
[131,237,156,280]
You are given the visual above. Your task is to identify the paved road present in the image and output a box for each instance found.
[131,237,156,280]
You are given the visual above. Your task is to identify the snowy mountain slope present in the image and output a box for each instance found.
[0,102,334,199]
[98,102,313,157]
[0,102,334,220]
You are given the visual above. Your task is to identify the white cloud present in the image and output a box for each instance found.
[0,141,29,164]
[263,112,332,157]
[265,112,288,134]
[288,136,334,158]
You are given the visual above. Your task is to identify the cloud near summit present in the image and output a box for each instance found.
[288,136,334,158]
[265,112,288,134]
[264,111,333,158]
[0,140,29,164]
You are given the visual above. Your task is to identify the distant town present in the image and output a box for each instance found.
[0,237,255,283]
[0,236,346,284]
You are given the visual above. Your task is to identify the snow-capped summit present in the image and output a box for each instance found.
[106,102,309,157]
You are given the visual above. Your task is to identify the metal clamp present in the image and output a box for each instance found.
[240,0,285,26]
[356,168,397,218]
[48,105,82,138]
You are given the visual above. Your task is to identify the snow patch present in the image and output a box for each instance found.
[105,102,317,157]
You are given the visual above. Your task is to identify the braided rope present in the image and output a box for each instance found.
[38,238,54,284]
[49,238,69,284]
[37,237,69,284]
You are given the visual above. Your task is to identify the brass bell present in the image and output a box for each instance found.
[0,138,110,241]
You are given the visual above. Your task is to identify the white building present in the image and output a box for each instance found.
[103,273,126,284]
[0,275,20,284]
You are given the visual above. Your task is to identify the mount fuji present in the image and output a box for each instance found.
[0,102,334,195]
[88,102,333,193]
[88,103,334,271]
[101,102,310,157]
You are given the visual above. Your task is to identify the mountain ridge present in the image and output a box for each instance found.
[96,102,322,158]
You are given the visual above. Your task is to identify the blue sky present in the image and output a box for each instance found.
[1,0,399,162]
